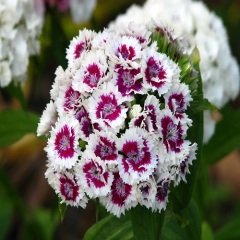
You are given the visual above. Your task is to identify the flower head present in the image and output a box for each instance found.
[39,26,197,217]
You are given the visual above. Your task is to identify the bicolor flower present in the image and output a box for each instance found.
[56,85,81,116]
[39,27,197,216]
[66,29,96,67]
[86,132,119,166]
[87,83,128,132]
[142,46,180,95]
[37,101,57,136]
[100,172,137,217]
[136,177,157,209]
[152,179,169,212]
[108,35,142,68]
[45,116,80,170]
[113,65,143,97]
[164,83,192,119]
[117,128,157,184]
[72,50,108,93]
[77,151,113,198]
[56,172,88,207]
[129,95,161,134]
[159,109,185,154]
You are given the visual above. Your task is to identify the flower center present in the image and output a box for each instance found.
[122,71,135,87]
[127,150,143,164]
[102,103,116,117]
[115,178,127,197]
[166,123,178,141]
[59,135,70,151]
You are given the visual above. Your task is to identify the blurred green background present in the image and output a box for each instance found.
[0,0,239,239]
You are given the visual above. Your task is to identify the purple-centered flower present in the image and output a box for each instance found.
[100,172,137,217]
[87,132,118,165]
[45,116,80,169]
[39,27,197,217]
[88,83,128,131]
[118,128,157,184]
[142,47,179,95]
[165,83,192,119]
[67,29,96,66]
[114,65,143,97]
[160,110,184,153]
[56,172,88,207]
[77,152,113,198]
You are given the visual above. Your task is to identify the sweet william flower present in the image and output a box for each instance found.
[110,0,240,142]
[45,116,81,170]
[76,151,113,198]
[38,26,197,217]
[117,128,157,185]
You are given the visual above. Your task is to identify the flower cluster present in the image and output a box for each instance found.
[44,0,97,23]
[110,0,240,142]
[38,27,197,217]
[0,0,43,87]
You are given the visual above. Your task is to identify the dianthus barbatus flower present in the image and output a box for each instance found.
[38,25,198,217]
[0,0,43,87]
[110,0,240,142]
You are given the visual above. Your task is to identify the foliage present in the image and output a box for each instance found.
[0,0,240,239]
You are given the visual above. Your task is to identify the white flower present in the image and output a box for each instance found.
[37,101,57,136]
[72,50,108,93]
[117,128,157,185]
[0,61,11,87]
[100,172,137,217]
[0,0,43,87]
[66,29,96,67]
[129,104,142,119]
[110,0,240,142]
[76,151,113,198]
[142,46,180,96]
[69,0,97,23]
[87,83,128,132]
[45,116,81,170]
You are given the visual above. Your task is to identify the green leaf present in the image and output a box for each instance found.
[0,197,13,240]
[131,206,165,240]
[32,208,59,240]
[83,214,133,240]
[201,222,214,240]
[161,200,201,240]
[161,214,187,240]
[181,200,201,240]
[203,104,240,165]
[0,109,39,147]
[191,98,218,112]
[215,216,240,240]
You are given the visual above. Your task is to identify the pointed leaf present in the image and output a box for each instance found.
[83,214,133,240]
[131,206,165,240]
[0,109,39,147]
